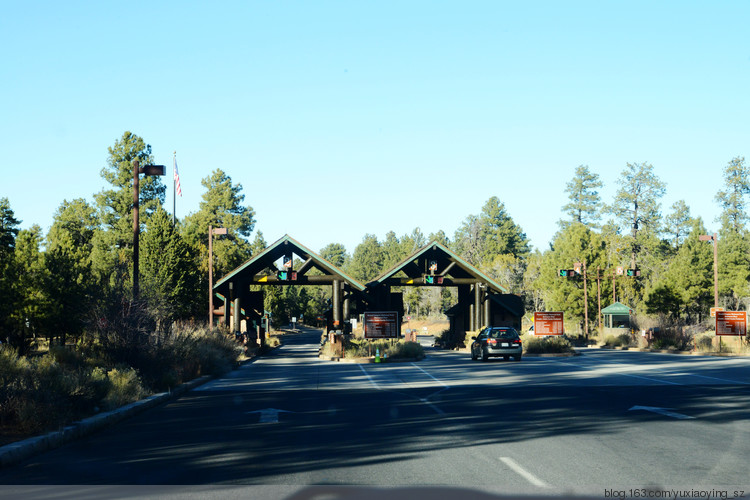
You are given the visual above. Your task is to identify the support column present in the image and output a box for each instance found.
[484,293,491,328]
[474,283,482,331]
[332,279,341,330]
[223,282,232,328]
[469,302,475,332]
[233,297,241,334]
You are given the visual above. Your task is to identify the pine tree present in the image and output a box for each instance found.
[560,165,603,229]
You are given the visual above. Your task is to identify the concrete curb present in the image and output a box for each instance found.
[597,345,747,357]
[0,374,214,469]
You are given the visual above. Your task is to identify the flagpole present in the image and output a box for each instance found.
[172,151,176,226]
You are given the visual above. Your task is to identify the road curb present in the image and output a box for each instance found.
[597,345,747,357]
[0,374,214,469]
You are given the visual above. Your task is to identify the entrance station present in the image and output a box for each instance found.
[367,241,524,343]
[212,235,367,337]
[213,236,524,344]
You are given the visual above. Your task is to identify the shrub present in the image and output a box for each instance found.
[602,333,631,348]
[523,336,574,354]
[103,367,146,411]
[694,334,714,352]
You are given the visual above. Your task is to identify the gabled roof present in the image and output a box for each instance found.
[369,240,509,293]
[602,302,633,315]
[214,234,366,292]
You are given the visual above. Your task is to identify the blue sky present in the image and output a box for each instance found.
[2,1,748,255]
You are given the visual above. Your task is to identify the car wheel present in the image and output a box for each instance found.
[471,349,477,361]
[514,354,522,362]
[503,356,510,361]
[481,346,489,362]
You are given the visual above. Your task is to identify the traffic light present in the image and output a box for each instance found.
[277,271,298,281]
[626,269,641,277]
[424,275,444,285]
[558,269,576,278]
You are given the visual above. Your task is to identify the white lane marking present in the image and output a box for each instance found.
[358,364,380,390]
[685,373,749,385]
[247,408,294,423]
[628,405,695,420]
[499,457,550,488]
[411,363,450,388]
[550,358,683,385]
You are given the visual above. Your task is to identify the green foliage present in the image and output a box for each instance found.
[644,284,683,319]
[320,242,349,268]
[453,197,529,267]
[346,234,384,283]
[560,164,603,229]
[181,169,256,277]
[715,156,749,233]
[663,200,694,248]
[140,207,200,322]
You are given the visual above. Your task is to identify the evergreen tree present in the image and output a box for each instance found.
[94,132,165,292]
[13,226,47,349]
[608,162,666,268]
[140,207,200,322]
[0,198,21,346]
[320,243,348,268]
[715,156,749,233]
[663,200,694,249]
[661,219,713,320]
[182,169,256,277]
[560,165,603,229]
[346,234,383,283]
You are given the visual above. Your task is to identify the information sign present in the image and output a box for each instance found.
[533,312,564,336]
[364,312,400,339]
[716,311,747,336]
[710,307,724,318]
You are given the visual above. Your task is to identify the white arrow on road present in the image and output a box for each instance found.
[628,406,694,420]
[247,408,294,423]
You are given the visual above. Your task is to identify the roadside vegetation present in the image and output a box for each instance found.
[0,322,243,438]
[320,336,424,360]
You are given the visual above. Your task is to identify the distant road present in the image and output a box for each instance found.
[2,327,749,499]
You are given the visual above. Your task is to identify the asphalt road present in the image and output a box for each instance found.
[2,327,749,499]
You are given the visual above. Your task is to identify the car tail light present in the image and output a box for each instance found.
[488,339,497,346]
[513,339,521,344]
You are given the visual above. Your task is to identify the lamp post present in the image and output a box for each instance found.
[132,159,165,299]
[699,233,719,310]
[208,225,228,327]
[700,233,720,350]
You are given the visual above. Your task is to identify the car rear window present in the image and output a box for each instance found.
[487,328,519,340]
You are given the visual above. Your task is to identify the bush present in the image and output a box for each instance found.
[694,334,714,352]
[523,336,574,354]
[602,333,632,348]
[321,338,424,359]
[102,367,146,410]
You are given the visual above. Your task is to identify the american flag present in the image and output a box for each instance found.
[174,158,182,197]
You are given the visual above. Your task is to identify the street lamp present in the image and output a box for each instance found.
[700,233,721,350]
[208,225,228,327]
[132,159,165,299]
[699,233,719,310]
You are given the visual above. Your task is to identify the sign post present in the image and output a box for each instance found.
[533,312,564,336]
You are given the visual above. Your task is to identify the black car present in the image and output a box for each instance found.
[471,327,523,362]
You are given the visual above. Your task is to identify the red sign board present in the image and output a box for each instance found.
[534,312,564,336]
[715,311,747,336]
[710,307,724,318]
[364,312,400,339]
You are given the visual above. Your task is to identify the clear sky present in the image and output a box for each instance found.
[2,1,748,255]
